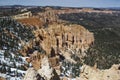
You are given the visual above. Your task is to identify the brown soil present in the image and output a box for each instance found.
[17,17,44,28]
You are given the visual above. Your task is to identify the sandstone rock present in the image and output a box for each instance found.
[0,77,6,80]
[22,23,94,80]
[23,68,38,80]
[23,51,60,80]
[29,51,45,70]
[20,23,94,64]
[61,77,68,80]
[33,23,94,58]
[37,55,54,80]
[79,64,120,80]
[49,56,59,67]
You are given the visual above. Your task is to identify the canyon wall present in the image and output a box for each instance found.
[22,23,94,80]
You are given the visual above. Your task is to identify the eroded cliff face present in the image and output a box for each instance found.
[22,23,94,80]
[14,9,94,79]
[19,23,94,62]
[22,20,120,80]
[33,23,94,59]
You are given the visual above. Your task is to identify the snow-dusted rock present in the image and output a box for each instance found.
[79,64,120,80]
[23,68,38,80]
[37,56,54,80]
[23,54,60,80]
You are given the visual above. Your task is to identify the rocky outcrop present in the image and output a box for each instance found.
[23,23,94,80]
[23,51,60,80]
[23,68,39,80]
[78,64,120,80]
[28,51,45,70]
[12,11,32,19]
[33,23,94,60]
[21,23,94,79]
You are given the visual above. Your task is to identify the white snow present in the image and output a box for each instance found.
[0,49,27,80]
[0,50,5,54]
[0,73,6,78]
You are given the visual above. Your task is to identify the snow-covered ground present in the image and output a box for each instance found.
[0,18,34,80]
[0,50,27,80]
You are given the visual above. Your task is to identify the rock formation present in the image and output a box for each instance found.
[78,64,120,80]
[33,23,94,57]
[23,51,60,80]
[22,23,94,80]
[0,77,6,80]
[12,11,32,19]
[23,68,39,80]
